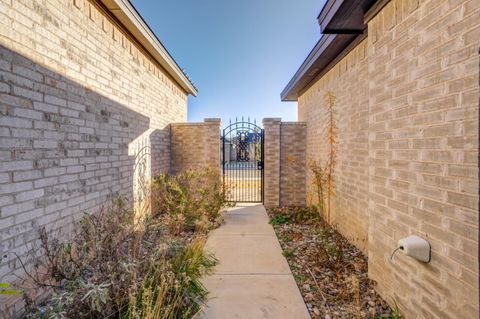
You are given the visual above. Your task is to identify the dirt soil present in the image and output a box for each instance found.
[267,207,400,319]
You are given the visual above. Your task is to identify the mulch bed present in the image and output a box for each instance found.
[267,207,398,319]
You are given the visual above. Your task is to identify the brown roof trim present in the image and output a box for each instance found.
[299,32,367,96]
[280,33,357,101]
[317,0,344,33]
[317,0,378,33]
[364,0,391,24]
[281,0,382,101]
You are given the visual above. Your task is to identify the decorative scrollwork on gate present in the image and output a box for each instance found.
[222,117,264,203]
[236,131,250,162]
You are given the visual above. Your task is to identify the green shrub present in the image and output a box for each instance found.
[268,207,318,225]
[152,168,231,233]
[269,214,291,225]
[282,248,295,258]
[317,227,343,265]
[291,206,318,223]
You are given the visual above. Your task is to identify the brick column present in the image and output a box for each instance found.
[203,118,221,175]
[279,122,307,206]
[263,118,281,207]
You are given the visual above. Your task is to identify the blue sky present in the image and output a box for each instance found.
[130,0,325,124]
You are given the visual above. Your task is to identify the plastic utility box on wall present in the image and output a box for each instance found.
[398,235,431,263]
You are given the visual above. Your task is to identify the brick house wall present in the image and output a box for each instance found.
[298,40,370,250]
[0,0,188,297]
[298,0,479,317]
[367,0,478,317]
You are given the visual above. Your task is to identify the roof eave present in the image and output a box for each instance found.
[281,0,381,102]
[317,0,344,33]
[281,35,334,102]
[99,0,198,96]
[317,0,378,34]
[280,33,357,101]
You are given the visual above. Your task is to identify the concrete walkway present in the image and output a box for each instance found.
[200,204,311,319]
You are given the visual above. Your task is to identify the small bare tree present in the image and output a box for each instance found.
[309,90,337,223]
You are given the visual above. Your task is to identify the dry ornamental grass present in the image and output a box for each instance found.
[5,169,229,319]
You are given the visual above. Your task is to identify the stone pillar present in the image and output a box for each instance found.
[263,118,281,207]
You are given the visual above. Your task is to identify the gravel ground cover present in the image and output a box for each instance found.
[267,207,402,319]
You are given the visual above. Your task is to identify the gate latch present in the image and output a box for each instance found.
[257,161,263,170]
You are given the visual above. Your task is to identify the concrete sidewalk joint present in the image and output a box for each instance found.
[200,204,311,319]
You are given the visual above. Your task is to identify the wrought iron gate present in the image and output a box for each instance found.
[222,118,264,203]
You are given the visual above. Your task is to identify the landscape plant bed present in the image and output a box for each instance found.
[6,169,229,319]
[267,207,401,319]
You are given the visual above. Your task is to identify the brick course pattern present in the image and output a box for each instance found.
[263,118,281,207]
[367,0,479,317]
[0,0,187,307]
[280,122,307,207]
[263,118,307,207]
[298,0,479,317]
[170,118,221,174]
[298,40,370,251]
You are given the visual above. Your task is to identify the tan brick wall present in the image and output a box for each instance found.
[367,0,479,317]
[298,39,370,250]
[299,0,479,317]
[280,122,307,206]
[263,118,307,207]
[170,118,221,174]
[0,0,187,305]
[263,118,281,207]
